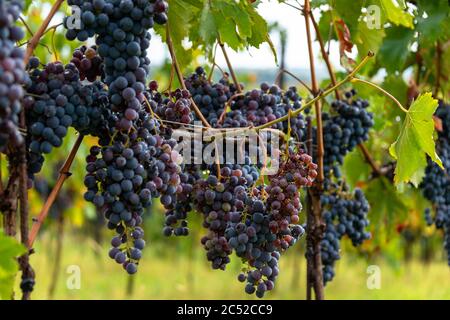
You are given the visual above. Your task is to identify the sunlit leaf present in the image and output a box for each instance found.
[389,93,442,187]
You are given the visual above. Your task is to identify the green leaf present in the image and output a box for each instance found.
[154,0,200,70]
[0,231,26,300]
[379,0,414,28]
[317,10,336,42]
[378,26,415,73]
[342,149,371,189]
[416,0,450,45]
[389,93,442,187]
[365,177,409,239]
[354,19,386,57]
[333,0,364,35]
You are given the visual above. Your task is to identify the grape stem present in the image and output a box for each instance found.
[358,143,382,177]
[165,23,212,128]
[274,69,313,95]
[351,78,409,113]
[254,52,375,132]
[208,43,227,82]
[24,0,64,64]
[219,42,242,94]
[28,135,84,249]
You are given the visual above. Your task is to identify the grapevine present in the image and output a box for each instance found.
[0,0,447,302]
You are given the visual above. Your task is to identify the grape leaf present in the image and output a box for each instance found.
[378,26,415,73]
[365,177,408,237]
[0,231,26,300]
[333,0,364,35]
[416,0,450,46]
[154,0,200,70]
[389,93,442,187]
[354,20,385,57]
[342,148,370,189]
[379,0,414,28]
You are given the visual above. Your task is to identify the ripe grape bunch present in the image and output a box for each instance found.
[221,83,306,143]
[320,90,374,178]
[24,58,111,182]
[232,149,316,298]
[185,67,240,126]
[320,185,371,284]
[0,0,27,153]
[70,45,104,82]
[420,101,450,265]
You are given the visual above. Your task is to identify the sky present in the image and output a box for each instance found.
[146,0,345,73]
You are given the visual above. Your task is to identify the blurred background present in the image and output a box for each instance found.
[7,0,450,299]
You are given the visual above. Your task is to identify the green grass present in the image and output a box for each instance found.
[22,232,450,300]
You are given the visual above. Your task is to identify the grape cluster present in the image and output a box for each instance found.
[65,0,168,121]
[320,185,371,284]
[185,67,239,126]
[25,59,111,181]
[193,166,250,270]
[24,60,80,181]
[70,45,104,82]
[222,84,306,142]
[162,165,199,237]
[154,89,193,129]
[0,0,27,152]
[84,142,152,274]
[229,149,315,297]
[420,101,450,265]
[320,90,374,177]
[65,0,168,42]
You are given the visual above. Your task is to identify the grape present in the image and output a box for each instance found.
[318,91,374,178]
[420,101,450,265]
[0,0,27,153]
[184,67,241,126]
[226,148,316,297]
[319,184,371,284]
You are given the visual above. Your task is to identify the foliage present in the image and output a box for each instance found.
[0,232,26,300]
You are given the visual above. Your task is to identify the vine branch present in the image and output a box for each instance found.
[219,42,242,93]
[165,24,211,128]
[433,41,442,97]
[309,11,340,100]
[254,53,375,131]
[358,143,382,177]
[24,0,64,64]
[304,0,325,300]
[274,69,313,95]
[28,135,84,249]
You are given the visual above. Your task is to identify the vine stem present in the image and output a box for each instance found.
[351,78,408,113]
[304,0,325,300]
[358,143,382,177]
[219,42,242,93]
[24,0,64,64]
[165,23,211,128]
[274,69,313,95]
[309,11,340,100]
[309,8,381,175]
[254,52,374,131]
[433,41,442,97]
[15,1,64,298]
[18,110,34,300]
[28,135,84,249]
